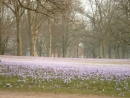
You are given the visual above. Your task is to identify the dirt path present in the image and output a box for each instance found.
[0,91,123,98]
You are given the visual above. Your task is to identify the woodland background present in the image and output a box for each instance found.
[0,0,130,58]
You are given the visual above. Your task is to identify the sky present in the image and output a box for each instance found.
[80,0,91,12]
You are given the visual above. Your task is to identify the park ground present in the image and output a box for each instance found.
[0,91,125,98]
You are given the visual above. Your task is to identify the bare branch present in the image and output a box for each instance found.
[17,0,54,18]
[2,1,15,14]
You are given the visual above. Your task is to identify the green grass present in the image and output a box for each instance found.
[0,76,130,97]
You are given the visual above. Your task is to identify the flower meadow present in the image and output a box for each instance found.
[0,56,130,97]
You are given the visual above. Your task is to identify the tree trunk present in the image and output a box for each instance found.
[62,17,68,58]
[92,45,96,58]
[115,44,120,59]
[99,41,104,58]
[62,45,67,58]
[108,46,111,58]
[30,33,34,56]
[76,38,79,58]
[0,36,3,55]
[16,16,23,56]
[48,19,52,57]
[122,47,125,59]
[28,9,38,56]
[29,30,38,56]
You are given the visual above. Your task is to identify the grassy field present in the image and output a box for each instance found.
[0,56,130,97]
[0,76,130,97]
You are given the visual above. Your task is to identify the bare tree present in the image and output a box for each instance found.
[2,0,25,56]
[0,1,13,55]
[112,0,130,45]
[84,0,116,58]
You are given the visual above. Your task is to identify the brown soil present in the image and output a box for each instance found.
[0,91,123,98]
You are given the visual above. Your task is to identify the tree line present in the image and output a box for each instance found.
[0,0,130,59]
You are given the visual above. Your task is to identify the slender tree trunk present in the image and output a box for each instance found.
[92,45,96,58]
[30,33,34,56]
[0,36,3,55]
[108,46,111,58]
[99,41,104,58]
[39,47,42,57]
[28,10,34,56]
[76,38,79,58]
[28,9,32,56]
[48,19,52,57]
[115,44,120,59]
[62,17,68,58]
[58,48,60,57]
[122,47,125,59]
[62,45,67,58]
[16,16,23,56]
[0,4,4,55]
